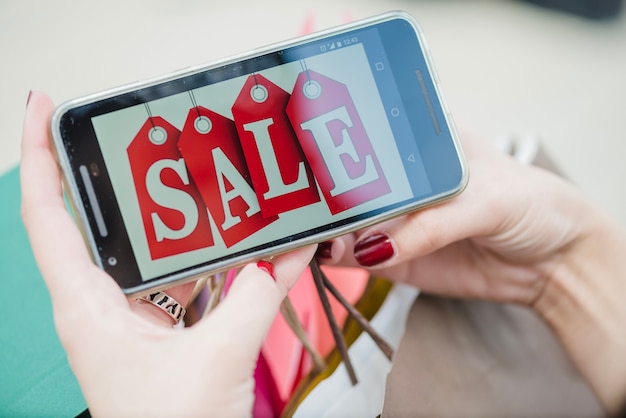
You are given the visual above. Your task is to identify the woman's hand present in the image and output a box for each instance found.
[321,132,626,414]
[21,91,316,417]
[321,134,597,305]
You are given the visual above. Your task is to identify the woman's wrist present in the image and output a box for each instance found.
[534,208,626,415]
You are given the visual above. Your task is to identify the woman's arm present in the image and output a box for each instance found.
[536,210,626,414]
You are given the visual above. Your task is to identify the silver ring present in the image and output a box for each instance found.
[137,291,186,325]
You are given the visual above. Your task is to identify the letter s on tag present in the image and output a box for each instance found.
[146,158,199,241]
[127,116,214,260]
[287,70,391,214]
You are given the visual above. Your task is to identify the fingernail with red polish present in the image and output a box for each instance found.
[354,233,395,267]
[26,90,33,108]
[257,260,276,281]
[315,241,333,259]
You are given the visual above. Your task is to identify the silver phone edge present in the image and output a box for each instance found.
[49,10,469,298]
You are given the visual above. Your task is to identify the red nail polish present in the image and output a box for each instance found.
[315,241,333,259]
[257,260,276,281]
[26,90,33,108]
[354,233,394,267]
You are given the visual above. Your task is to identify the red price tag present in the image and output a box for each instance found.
[178,106,278,248]
[232,74,320,218]
[127,116,214,260]
[287,70,391,214]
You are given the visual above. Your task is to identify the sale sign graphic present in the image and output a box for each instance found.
[178,105,278,248]
[126,116,214,260]
[232,74,321,218]
[128,69,392,258]
[287,70,391,214]
[97,42,415,279]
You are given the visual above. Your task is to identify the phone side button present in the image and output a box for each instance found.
[79,165,109,238]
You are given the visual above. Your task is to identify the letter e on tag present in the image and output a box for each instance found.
[287,70,391,214]
[127,116,214,260]
[178,106,278,248]
[232,74,320,218]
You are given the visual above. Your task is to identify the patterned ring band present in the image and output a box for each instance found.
[137,291,186,326]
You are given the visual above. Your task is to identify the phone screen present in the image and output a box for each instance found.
[55,13,466,293]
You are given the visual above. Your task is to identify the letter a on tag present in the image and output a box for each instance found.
[127,116,214,260]
[178,106,278,248]
[232,74,320,218]
[287,70,391,215]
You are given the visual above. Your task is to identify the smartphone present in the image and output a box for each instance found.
[51,11,468,296]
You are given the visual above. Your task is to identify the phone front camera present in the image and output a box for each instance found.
[90,162,100,177]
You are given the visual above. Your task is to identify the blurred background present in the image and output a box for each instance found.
[2,0,625,224]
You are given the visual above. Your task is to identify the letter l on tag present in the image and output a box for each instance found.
[232,74,320,218]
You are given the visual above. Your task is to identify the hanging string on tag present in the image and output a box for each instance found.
[299,59,311,83]
[188,90,202,119]
[249,73,269,104]
[144,102,156,129]
[251,73,261,99]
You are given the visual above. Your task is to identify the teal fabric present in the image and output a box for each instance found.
[0,166,86,416]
